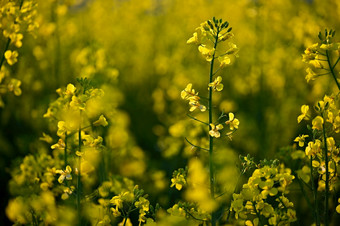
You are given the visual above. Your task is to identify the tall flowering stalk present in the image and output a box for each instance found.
[294,29,340,226]
[179,17,239,225]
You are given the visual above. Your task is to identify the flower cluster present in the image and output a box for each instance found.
[302,29,340,83]
[181,83,206,112]
[170,167,187,191]
[0,0,38,106]
[231,163,296,225]
[294,94,340,191]
[187,18,238,65]
[94,179,153,226]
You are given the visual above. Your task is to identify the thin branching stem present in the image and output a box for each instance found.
[326,50,340,91]
[209,26,220,226]
[322,117,329,226]
[185,137,209,152]
[186,113,209,125]
[77,111,82,225]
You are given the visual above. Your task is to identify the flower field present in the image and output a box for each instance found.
[2,0,340,225]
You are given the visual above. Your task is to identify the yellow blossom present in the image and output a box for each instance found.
[225,112,239,130]
[297,105,309,123]
[209,123,223,138]
[65,84,76,95]
[198,45,215,61]
[170,174,186,190]
[187,32,198,44]
[305,140,322,156]
[7,78,22,96]
[312,116,324,130]
[181,83,197,100]
[294,135,309,147]
[4,50,18,65]
[208,76,223,91]
[189,98,206,112]
[305,68,316,83]
[56,165,72,183]
[93,115,108,127]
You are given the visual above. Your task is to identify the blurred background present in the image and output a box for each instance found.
[1,0,340,224]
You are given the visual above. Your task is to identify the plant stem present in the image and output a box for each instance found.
[64,135,68,166]
[322,118,329,226]
[209,27,220,226]
[0,39,11,69]
[310,137,320,226]
[326,50,340,91]
[252,201,264,226]
[77,111,82,225]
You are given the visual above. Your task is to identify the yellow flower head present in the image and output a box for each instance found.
[297,105,310,123]
[93,115,108,127]
[305,140,322,156]
[312,116,324,130]
[294,135,309,147]
[7,78,22,96]
[305,68,316,83]
[198,45,215,61]
[187,32,199,44]
[189,99,206,112]
[4,50,18,65]
[56,165,72,183]
[209,123,223,138]
[225,112,239,130]
[209,76,223,91]
[181,83,197,100]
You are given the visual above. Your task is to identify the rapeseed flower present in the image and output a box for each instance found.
[4,50,18,65]
[297,105,310,123]
[294,135,309,147]
[208,76,223,91]
[209,123,223,138]
[56,166,72,183]
[225,112,239,130]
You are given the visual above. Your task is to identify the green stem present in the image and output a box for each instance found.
[0,39,11,69]
[77,111,82,225]
[310,139,320,226]
[252,201,264,226]
[322,118,329,226]
[64,135,68,166]
[209,27,220,226]
[326,50,340,91]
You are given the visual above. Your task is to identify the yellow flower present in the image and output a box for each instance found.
[181,83,197,100]
[4,50,18,65]
[189,98,206,112]
[225,112,239,130]
[10,33,23,48]
[56,165,72,183]
[297,105,309,123]
[208,76,223,91]
[305,140,322,156]
[294,135,309,147]
[209,123,223,138]
[7,78,22,96]
[198,45,215,61]
[336,198,340,214]
[39,132,53,144]
[305,68,316,83]
[93,115,108,127]
[51,138,65,150]
[312,116,324,130]
[170,174,186,190]
[218,55,231,68]
[187,32,199,44]
[65,83,76,95]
